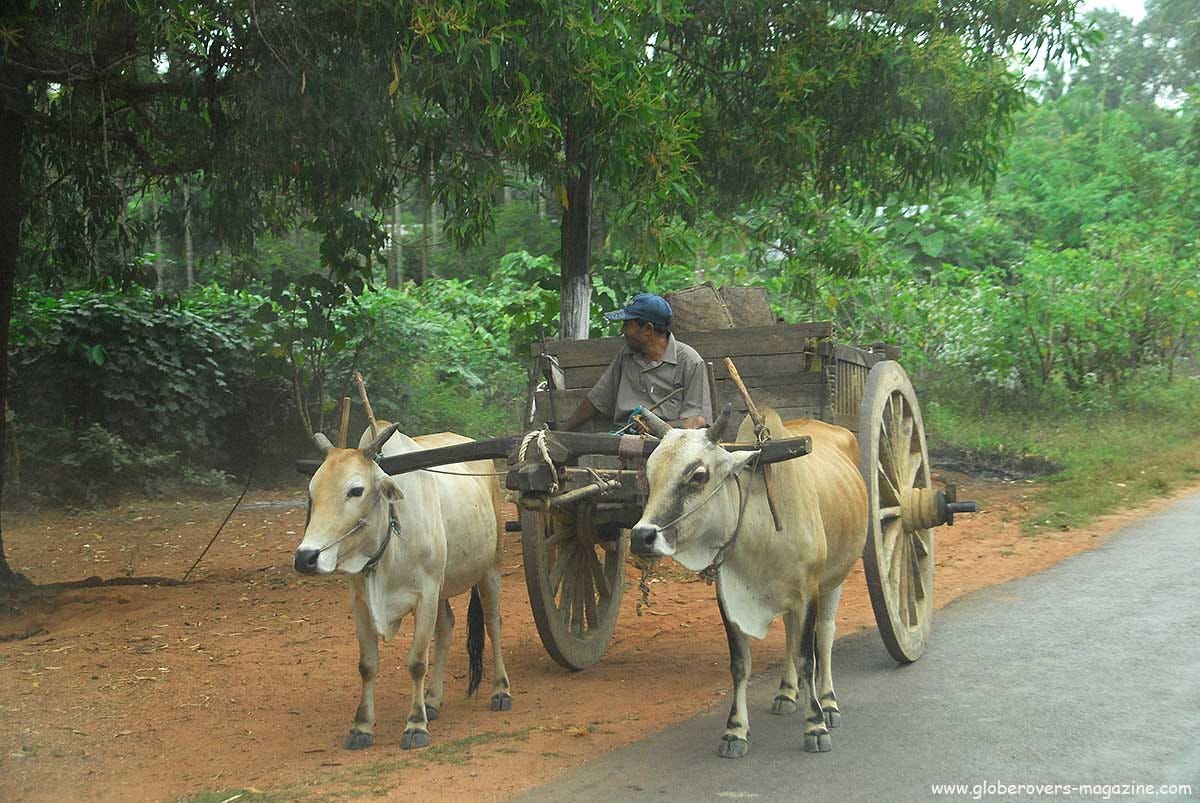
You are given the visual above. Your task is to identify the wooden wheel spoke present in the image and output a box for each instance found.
[894,531,909,624]
[889,394,912,490]
[902,537,921,619]
[575,548,596,631]
[581,550,599,630]
[590,547,610,600]
[560,554,574,618]
[880,405,901,481]
[907,448,924,490]
[912,529,930,558]
[900,402,914,452]
[884,518,904,583]
[879,505,902,521]
[549,542,573,603]
[878,459,902,505]
[909,535,926,602]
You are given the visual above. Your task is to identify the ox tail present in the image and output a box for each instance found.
[466,585,485,697]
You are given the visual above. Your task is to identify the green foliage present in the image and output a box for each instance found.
[7,287,288,503]
[924,370,1200,531]
[346,282,526,438]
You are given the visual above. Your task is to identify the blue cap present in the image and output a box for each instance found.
[604,293,672,327]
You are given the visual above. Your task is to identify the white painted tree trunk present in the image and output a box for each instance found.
[389,192,403,288]
[183,179,195,289]
[560,268,592,340]
[151,194,164,293]
[559,124,594,341]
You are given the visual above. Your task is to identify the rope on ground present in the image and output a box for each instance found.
[182,436,264,583]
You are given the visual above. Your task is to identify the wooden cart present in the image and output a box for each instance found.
[519,321,975,669]
[299,319,975,671]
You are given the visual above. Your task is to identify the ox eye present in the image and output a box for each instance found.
[688,469,708,486]
[348,487,364,498]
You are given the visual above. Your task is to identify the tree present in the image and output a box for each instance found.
[501,0,1082,333]
[0,0,1080,584]
[0,1,546,585]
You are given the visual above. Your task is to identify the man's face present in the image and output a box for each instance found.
[621,319,651,353]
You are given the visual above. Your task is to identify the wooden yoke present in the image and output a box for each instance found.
[295,430,813,480]
[724,358,784,532]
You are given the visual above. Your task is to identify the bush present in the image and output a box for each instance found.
[7,287,290,503]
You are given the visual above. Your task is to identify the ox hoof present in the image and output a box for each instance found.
[718,735,749,759]
[824,709,841,729]
[770,695,798,716]
[343,730,375,750]
[401,729,431,750]
[803,731,832,753]
[490,693,513,712]
[424,705,439,722]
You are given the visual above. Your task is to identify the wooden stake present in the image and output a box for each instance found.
[338,396,352,448]
[723,358,763,431]
[355,372,379,439]
[723,357,784,532]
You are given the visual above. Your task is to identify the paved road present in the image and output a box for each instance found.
[516,492,1200,803]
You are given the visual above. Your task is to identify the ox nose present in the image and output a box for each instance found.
[630,525,661,556]
[293,548,321,574]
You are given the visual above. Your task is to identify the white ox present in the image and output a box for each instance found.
[294,422,511,750]
[630,408,867,758]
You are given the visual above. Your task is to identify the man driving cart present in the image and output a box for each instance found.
[561,293,713,433]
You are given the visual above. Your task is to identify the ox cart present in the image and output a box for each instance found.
[300,317,975,671]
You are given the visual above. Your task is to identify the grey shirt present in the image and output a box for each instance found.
[587,334,713,428]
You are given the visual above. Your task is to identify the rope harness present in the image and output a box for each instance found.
[518,429,559,494]
[698,464,756,584]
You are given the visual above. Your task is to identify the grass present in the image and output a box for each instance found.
[923,374,1200,534]
[175,790,299,803]
[174,728,534,803]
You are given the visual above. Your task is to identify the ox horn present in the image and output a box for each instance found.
[706,404,734,444]
[637,407,672,438]
[313,432,335,455]
[363,422,401,456]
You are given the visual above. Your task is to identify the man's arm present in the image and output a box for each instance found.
[673,347,712,430]
[561,397,598,432]
[562,352,621,431]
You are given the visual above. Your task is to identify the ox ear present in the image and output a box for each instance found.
[362,422,401,457]
[728,448,759,474]
[379,474,405,501]
[313,432,335,455]
[706,404,734,444]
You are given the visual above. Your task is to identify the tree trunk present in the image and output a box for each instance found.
[420,173,431,282]
[0,91,30,586]
[183,179,195,288]
[559,124,593,341]
[389,190,403,288]
[151,193,164,293]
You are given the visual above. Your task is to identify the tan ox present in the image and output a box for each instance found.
[294,422,511,751]
[630,407,867,758]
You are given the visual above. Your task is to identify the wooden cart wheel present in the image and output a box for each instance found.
[857,361,935,663]
[521,504,627,671]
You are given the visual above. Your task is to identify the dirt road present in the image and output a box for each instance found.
[0,473,1180,803]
